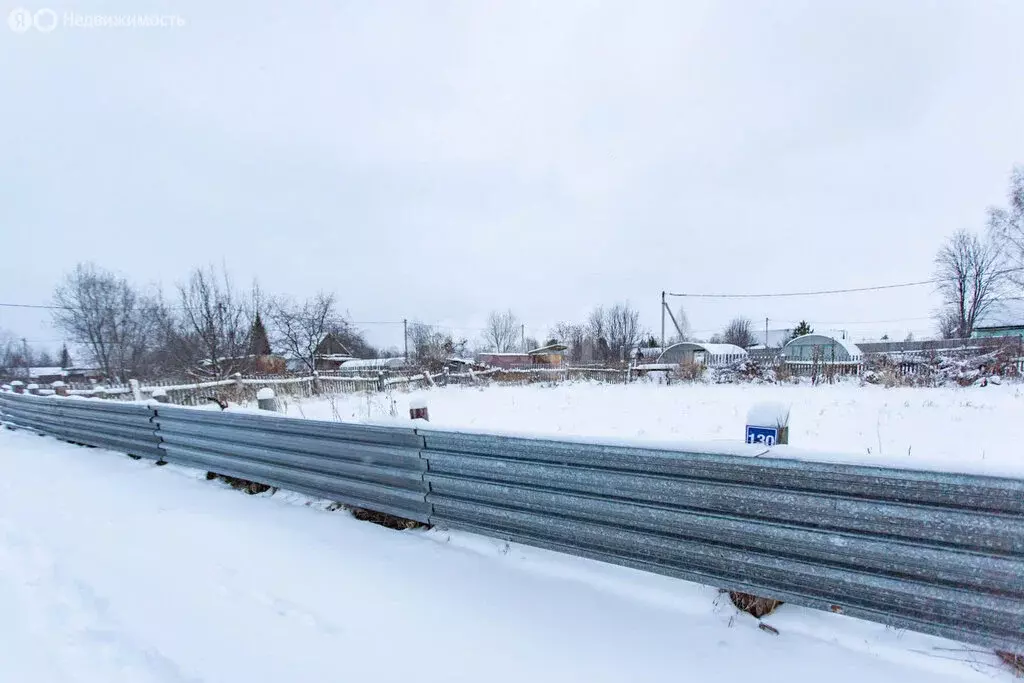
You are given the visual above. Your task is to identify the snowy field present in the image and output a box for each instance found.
[283,381,1024,477]
[0,428,1014,683]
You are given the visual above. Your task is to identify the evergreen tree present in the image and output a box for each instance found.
[59,343,72,368]
[249,312,272,356]
[791,321,813,339]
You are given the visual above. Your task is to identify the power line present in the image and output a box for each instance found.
[667,279,935,299]
[666,267,1024,299]
[776,316,935,325]
[0,302,64,310]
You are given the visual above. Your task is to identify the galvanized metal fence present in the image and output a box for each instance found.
[1,391,1021,652]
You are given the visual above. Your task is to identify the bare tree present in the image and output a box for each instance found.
[722,317,754,348]
[0,330,23,377]
[988,165,1024,291]
[586,306,609,361]
[408,322,468,370]
[482,309,520,352]
[52,263,158,380]
[936,309,959,340]
[171,265,253,378]
[549,321,586,362]
[605,302,644,361]
[934,230,1006,338]
[269,292,343,373]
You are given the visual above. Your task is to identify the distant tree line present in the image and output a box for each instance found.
[43,262,377,381]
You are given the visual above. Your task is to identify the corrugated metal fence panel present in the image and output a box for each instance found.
[0,393,164,458]
[57,398,163,459]
[419,430,1024,652]
[0,393,65,435]
[152,406,431,523]
[2,390,1022,652]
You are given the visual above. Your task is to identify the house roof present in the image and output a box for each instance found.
[527,343,568,355]
[315,333,352,356]
[976,300,1024,329]
[29,367,66,378]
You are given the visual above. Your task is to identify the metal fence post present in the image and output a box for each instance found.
[745,401,790,446]
[257,387,278,412]
[410,396,429,421]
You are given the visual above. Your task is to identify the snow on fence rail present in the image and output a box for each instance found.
[1,389,1022,654]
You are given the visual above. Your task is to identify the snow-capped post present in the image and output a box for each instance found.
[10,381,24,394]
[377,370,385,393]
[409,394,429,421]
[129,378,142,402]
[745,401,790,447]
[26,383,40,396]
[51,381,68,397]
[257,387,278,412]
[151,388,169,404]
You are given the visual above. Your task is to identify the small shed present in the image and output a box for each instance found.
[29,367,67,383]
[657,342,748,367]
[782,334,862,363]
[527,343,568,366]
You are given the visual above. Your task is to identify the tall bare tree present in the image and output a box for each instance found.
[605,302,644,361]
[722,317,754,348]
[988,165,1024,291]
[52,263,158,380]
[171,265,253,378]
[586,306,609,361]
[482,309,520,352]
[549,321,586,362]
[270,292,343,373]
[934,230,1006,338]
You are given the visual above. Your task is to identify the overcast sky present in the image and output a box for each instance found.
[2,0,1023,352]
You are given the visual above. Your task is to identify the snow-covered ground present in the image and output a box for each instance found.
[282,381,1024,477]
[0,428,1013,682]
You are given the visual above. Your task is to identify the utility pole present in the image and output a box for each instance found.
[521,324,526,352]
[660,291,666,350]
[403,319,408,360]
[765,318,769,348]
